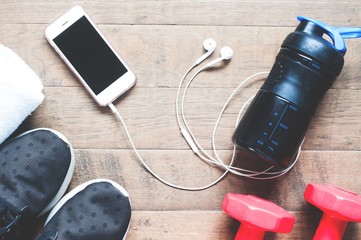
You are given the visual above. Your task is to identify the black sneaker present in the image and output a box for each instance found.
[0,128,75,239]
[36,179,132,240]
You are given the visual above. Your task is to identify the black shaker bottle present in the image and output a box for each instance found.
[232,16,352,168]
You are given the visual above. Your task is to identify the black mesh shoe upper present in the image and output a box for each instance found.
[0,129,73,239]
[37,180,131,240]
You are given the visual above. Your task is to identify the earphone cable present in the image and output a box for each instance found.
[175,62,197,131]
[178,69,302,179]
[109,102,230,191]
[109,57,302,190]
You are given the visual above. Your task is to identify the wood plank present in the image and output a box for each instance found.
[0,1,360,27]
[128,211,361,239]
[66,149,361,211]
[1,23,360,91]
[30,210,361,239]
[19,87,361,151]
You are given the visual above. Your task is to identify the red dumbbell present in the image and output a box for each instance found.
[222,193,295,240]
[304,183,361,240]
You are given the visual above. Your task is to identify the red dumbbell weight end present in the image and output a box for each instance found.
[304,183,361,240]
[222,193,295,240]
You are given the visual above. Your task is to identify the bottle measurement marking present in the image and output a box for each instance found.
[289,105,298,111]
[271,140,279,146]
[269,104,289,140]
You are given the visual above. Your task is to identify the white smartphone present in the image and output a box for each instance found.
[45,5,136,106]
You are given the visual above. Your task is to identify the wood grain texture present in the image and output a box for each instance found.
[128,211,361,240]
[1,0,361,239]
[1,0,361,27]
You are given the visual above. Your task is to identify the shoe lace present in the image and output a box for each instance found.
[0,201,30,240]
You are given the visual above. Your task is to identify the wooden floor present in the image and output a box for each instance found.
[2,0,361,239]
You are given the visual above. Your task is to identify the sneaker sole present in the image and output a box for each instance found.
[44,179,131,240]
[15,128,75,217]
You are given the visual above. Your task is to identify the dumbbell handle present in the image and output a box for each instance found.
[313,214,348,240]
[235,224,265,240]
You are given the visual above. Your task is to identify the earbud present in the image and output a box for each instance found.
[203,46,233,69]
[195,38,217,64]
[220,46,234,60]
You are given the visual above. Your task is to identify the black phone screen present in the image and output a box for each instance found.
[54,16,128,95]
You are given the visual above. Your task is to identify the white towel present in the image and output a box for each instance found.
[0,44,44,144]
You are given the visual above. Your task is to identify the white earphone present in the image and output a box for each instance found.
[176,39,299,183]
[203,46,233,68]
[177,39,234,149]
[195,38,234,68]
[109,38,301,191]
[195,38,217,64]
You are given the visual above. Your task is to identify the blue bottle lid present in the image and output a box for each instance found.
[297,16,361,53]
